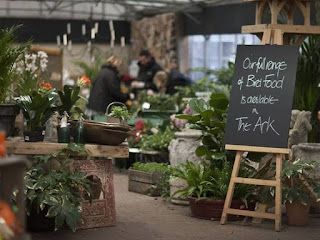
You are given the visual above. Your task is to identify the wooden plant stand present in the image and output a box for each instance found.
[221,0,320,232]
[6,140,129,230]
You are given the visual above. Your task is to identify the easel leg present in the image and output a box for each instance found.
[220,151,243,225]
[275,153,283,231]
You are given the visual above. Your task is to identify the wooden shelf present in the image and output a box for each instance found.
[6,140,129,158]
[242,24,320,35]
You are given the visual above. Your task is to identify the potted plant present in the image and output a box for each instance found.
[128,162,170,197]
[16,87,58,142]
[25,145,90,232]
[140,127,174,163]
[107,104,130,125]
[0,27,27,137]
[282,159,320,226]
[172,161,253,220]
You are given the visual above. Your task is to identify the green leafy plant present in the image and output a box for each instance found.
[138,92,177,112]
[16,89,58,131]
[0,26,27,103]
[172,161,253,201]
[177,93,229,169]
[74,53,104,82]
[132,162,168,173]
[282,159,320,205]
[108,106,130,121]
[140,127,174,152]
[293,36,320,141]
[132,162,171,198]
[57,85,86,119]
[25,144,90,231]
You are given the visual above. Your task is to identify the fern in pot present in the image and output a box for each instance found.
[0,27,27,136]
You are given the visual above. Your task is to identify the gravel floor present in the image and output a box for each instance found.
[32,172,320,240]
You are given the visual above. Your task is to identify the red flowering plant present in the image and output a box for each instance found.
[128,119,152,148]
[38,81,53,93]
[77,75,91,88]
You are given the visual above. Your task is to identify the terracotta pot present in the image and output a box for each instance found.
[188,198,250,221]
[286,202,310,226]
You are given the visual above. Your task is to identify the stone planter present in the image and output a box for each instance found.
[169,129,202,205]
[128,168,163,196]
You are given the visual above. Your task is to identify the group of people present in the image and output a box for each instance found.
[87,50,191,116]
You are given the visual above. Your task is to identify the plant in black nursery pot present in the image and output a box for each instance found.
[0,27,27,137]
[16,88,58,142]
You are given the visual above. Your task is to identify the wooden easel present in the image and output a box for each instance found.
[220,0,320,232]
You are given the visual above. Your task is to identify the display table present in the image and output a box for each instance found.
[6,140,129,229]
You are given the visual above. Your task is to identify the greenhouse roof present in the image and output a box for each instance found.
[0,0,244,20]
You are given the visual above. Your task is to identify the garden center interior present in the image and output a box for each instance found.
[1,1,320,240]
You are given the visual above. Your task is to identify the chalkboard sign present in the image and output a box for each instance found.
[225,45,299,149]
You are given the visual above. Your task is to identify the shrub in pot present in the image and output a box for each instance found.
[172,161,254,220]
[0,27,27,136]
[16,88,58,142]
[25,144,91,231]
[282,159,320,226]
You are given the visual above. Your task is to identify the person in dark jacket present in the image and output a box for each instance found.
[131,49,162,91]
[87,56,129,115]
[166,60,192,95]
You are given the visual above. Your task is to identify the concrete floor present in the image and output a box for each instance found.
[32,172,320,240]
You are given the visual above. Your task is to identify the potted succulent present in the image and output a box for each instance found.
[0,27,27,136]
[282,159,320,226]
[16,86,58,142]
[172,161,253,220]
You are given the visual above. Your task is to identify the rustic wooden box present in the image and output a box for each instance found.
[73,158,116,229]
[128,168,163,196]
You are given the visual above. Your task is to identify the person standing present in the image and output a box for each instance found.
[87,56,129,118]
[131,50,162,91]
[166,59,192,95]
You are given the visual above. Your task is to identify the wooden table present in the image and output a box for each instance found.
[6,140,129,229]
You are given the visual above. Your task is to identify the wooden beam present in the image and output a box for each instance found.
[225,144,290,154]
[242,24,320,34]
[234,177,277,186]
[6,141,129,158]
[226,208,276,220]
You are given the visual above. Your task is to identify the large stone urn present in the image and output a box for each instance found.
[169,129,202,205]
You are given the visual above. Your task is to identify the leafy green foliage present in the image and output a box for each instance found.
[16,89,58,131]
[132,162,168,173]
[172,161,253,201]
[108,106,130,121]
[57,85,85,119]
[282,159,320,205]
[0,26,27,103]
[293,36,320,141]
[73,54,104,82]
[177,93,229,168]
[138,92,177,111]
[140,127,174,152]
[25,144,90,231]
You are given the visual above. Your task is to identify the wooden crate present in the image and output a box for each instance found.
[128,169,162,196]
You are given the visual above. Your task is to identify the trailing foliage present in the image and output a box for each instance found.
[0,26,27,103]
[25,144,90,231]
[140,127,174,152]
